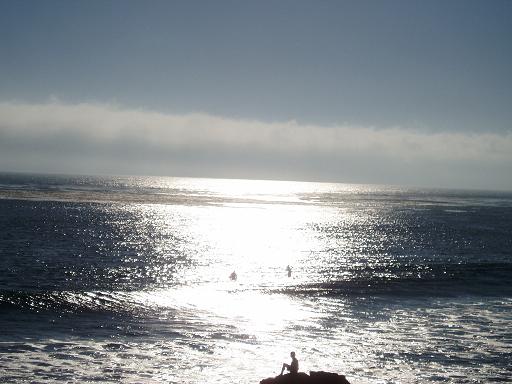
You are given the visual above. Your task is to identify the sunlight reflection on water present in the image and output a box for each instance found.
[1,177,511,383]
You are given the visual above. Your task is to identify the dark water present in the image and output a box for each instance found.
[0,173,511,383]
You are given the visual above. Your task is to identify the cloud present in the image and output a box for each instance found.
[0,100,511,189]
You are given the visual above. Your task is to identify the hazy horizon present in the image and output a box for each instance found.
[1,1,511,190]
[3,167,512,194]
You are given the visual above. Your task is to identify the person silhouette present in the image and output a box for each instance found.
[286,265,292,277]
[280,351,298,376]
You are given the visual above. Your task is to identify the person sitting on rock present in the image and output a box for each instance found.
[280,351,298,375]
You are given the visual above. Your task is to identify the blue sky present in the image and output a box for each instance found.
[1,0,511,189]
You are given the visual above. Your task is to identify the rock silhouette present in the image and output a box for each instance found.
[260,371,351,384]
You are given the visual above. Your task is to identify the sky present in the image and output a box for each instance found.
[0,0,511,190]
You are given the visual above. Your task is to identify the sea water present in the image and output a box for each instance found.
[0,173,510,383]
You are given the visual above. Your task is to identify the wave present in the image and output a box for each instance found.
[2,262,510,316]
[287,262,512,297]
[0,290,155,315]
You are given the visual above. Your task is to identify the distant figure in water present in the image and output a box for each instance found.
[286,265,292,277]
[280,351,298,376]
[229,271,237,281]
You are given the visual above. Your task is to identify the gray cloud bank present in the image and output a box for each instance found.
[1,101,511,190]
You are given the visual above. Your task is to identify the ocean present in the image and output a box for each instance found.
[0,173,510,383]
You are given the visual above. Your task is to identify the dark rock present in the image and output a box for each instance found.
[260,371,351,384]
[260,373,311,384]
[309,371,351,384]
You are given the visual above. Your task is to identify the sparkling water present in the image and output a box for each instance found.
[1,173,511,383]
